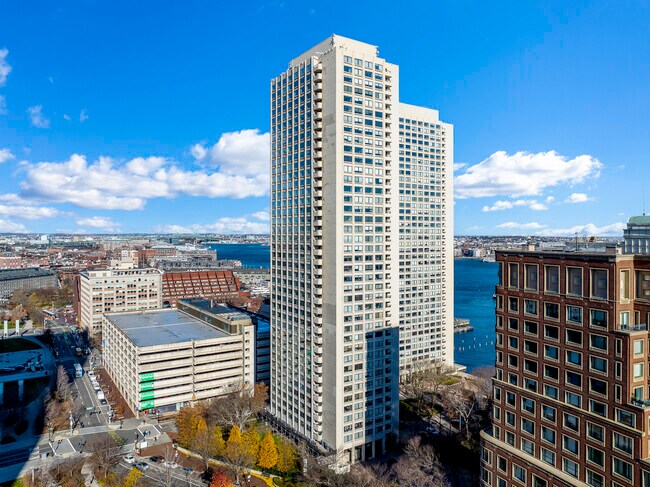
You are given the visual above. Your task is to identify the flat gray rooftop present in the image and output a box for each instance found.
[105,309,229,348]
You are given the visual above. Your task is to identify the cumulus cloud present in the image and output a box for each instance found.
[455,151,602,198]
[0,219,28,233]
[482,199,548,212]
[20,152,270,210]
[191,129,270,175]
[252,210,270,221]
[156,216,269,234]
[27,105,50,128]
[453,163,466,172]
[0,201,60,220]
[0,148,14,164]
[497,221,546,230]
[0,95,7,115]
[79,109,88,122]
[538,222,625,237]
[0,48,11,86]
[565,193,590,203]
[76,216,120,231]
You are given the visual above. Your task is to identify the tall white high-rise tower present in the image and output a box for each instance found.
[270,35,453,464]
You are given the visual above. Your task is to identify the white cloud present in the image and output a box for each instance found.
[538,222,625,237]
[0,201,60,220]
[0,95,6,115]
[252,211,270,221]
[455,151,602,198]
[453,163,466,172]
[0,219,28,233]
[20,152,269,210]
[156,217,269,234]
[191,129,269,175]
[63,114,71,121]
[0,148,14,164]
[27,105,50,128]
[0,48,11,86]
[497,221,547,230]
[79,109,88,122]
[76,216,120,231]
[565,193,590,203]
[482,199,548,212]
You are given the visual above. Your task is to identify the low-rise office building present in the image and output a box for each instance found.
[103,307,255,415]
[0,267,58,300]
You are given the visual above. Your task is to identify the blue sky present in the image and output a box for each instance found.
[0,0,648,235]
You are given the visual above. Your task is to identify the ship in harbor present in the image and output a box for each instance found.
[454,318,474,333]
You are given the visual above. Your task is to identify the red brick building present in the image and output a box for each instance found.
[161,270,241,307]
[481,249,650,487]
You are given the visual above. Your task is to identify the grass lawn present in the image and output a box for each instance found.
[0,338,41,354]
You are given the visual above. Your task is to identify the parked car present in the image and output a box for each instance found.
[149,455,163,464]
[123,454,135,464]
[163,460,178,469]
[135,462,149,471]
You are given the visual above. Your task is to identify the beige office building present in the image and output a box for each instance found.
[270,35,452,463]
[77,267,163,335]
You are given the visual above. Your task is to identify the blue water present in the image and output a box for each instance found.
[453,259,498,372]
[208,244,497,370]
[208,244,270,269]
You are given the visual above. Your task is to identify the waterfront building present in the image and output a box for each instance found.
[75,267,163,335]
[270,35,451,463]
[480,249,650,487]
[624,215,650,255]
[0,267,58,301]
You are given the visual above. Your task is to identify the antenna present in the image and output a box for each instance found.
[643,190,646,216]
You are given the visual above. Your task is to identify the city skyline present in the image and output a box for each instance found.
[1,1,649,236]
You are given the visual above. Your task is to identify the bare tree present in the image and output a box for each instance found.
[206,382,268,430]
[87,436,122,479]
[443,385,480,441]
[393,436,449,487]
[471,366,495,409]
[158,445,178,487]
[56,365,71,402]
[402,361,457,415]
[48,457,86,487]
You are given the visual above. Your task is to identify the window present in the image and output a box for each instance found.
[544,324,559,340]
[524,300,538,316]
[590,356,607,373]
[634,339,645,356]
[524,340,538,355]
[636,270,650,299]
[566,391,582,407]
[521,397,535,414]
[508,318,519,331]
[567,267,583,296]
[512,464,526,483]
[508,263,519,288]
[567,305,583,324]
[643,470,650,487]
[496,456,507,472]
[545,266,559,293]
[506,391,516,406]
[613,457,633,481]
[566,329,582,345]
[590,309,608,328]
[564,413,579,432]
[563,435,579,455]
[587,470,604,487]
[544,345,559,360]
[590,378,608,396]
[616,409,635,427]
[532,476,547,487]
[540,447,555,466]
[590,400,607,417]
[541,426,555,445]
[620,269,630,299]
[508,336,518,350]
[587,446,605,467]
[544,365,559,381]
[524,378,538,392]
[566,371,582,389]
[591,269,608,299]
[521,438,534,455]
[524,320,538,335]
[634,362,644,380]
[508,297,519,313]
[505,411,515,426]
[544,384,558,399]
[563,458,579,478]
[566,350,582,366]
[521,418,534,435]
[542,405,556,422]
[587,422,604,442]
[544,302,559,320]
[613,432,633,454]
[590,334,607,351]
[525,264,538,291]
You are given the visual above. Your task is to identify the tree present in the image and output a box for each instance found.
[257,432,278,470]
[192,418,222,469]
[124,468,143,487]
[242,427,261,462]
[392,436,449,487]
[275,437,298,474]
[402,361,456,415]
[210,468,234,487]
[471,366,495,409]
[48,457,86,487]
[10,304,27,323]
[56,365,71,402]
[176,405,203,448]
[87,436,122,479]
[224,425,255,483]
[443,385,480,441]
[158,445,178,487]
[206,382,268,430]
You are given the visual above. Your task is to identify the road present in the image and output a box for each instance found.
[116,458,204,486]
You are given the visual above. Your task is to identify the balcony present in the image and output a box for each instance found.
[631,398,650,409]
[619,323,648,333]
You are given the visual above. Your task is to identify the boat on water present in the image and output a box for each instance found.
[454,318,474,333]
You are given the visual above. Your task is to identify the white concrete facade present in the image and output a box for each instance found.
[78,267,163,335]
[397,104,454,371]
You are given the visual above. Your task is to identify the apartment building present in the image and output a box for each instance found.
[103,306,254,415]
[161,269,241,307]
[480,249,650,487]
[270,35,451,463]
[0,267,58,300]
[76,267,163,335]
[397,104,454,371]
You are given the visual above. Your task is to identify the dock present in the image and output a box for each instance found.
[454,318,474,333]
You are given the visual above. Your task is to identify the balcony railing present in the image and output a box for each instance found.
[619,323,648,332]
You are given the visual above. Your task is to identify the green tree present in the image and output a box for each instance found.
[257,432,279,470]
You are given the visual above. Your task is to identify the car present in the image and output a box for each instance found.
[135,462,149,471]
[123,454,135,464]
[181,467,194,474]
[149,455,163,463]
[163,460,178,469]
[100,399,107,405]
